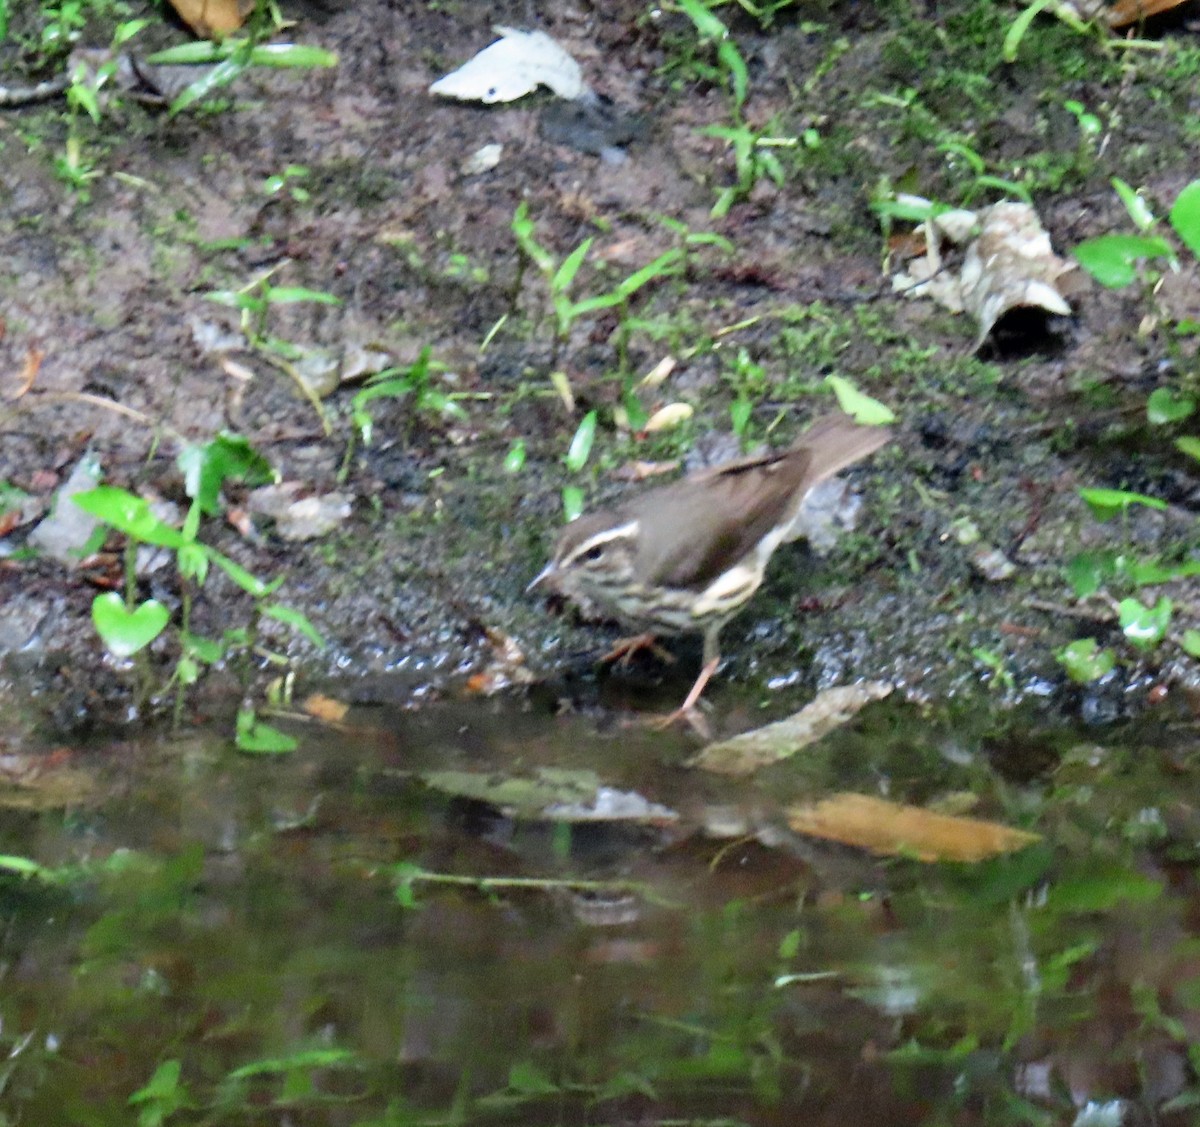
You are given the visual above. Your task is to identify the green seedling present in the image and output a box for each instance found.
[510,202,684,374]
[972,647,1015,693]
[561,410,597,521]
[347,345,468,457]
[1073,179,1200,288]
[205,269,342,431]
[262,164,310,202]
[1002,0,1093,64]
[503,439,527,473]
[129,1060,192,1127]
[72,433,319,749]
[702,123,795,217]
[675,0,748,111]
[1078,487,1167,521]
[936,140,1031,206]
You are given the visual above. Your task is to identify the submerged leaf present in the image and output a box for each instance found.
[690,682,894,776]
[786,793,1040,862]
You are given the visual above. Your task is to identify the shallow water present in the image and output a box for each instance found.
[1,693,1198,1125]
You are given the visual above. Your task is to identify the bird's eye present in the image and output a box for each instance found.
[583,545,604,562]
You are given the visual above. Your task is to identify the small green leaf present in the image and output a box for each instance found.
[507,1061,559,1096]
[564,410,597,472]
[235,708,297,754]
[243,43,339,68]
[825,376,896,425]
[677,0,729,40]
[1176,436,1200,461]
[92,593,169,658]
[1065,551,1118,598]
[1147,388,1196,425]
[1002,0,1054,62]
[112,18,152,47]
[511,202,555,275]
[169,56,247,115]
[208,551,279,598]
[72,487,186,547]
[1118,596,1172,650]
[263,286,341,305]
[1182,630,1200,658]
[1111,178,1156,231]
[1079,487,1167,520]
[177,543,210,584]
[717,39,748,108]
[178,432,276,515]
[1057,638,1115,683]
[615,248,683,299]
[504,439,527,473]
[730,396,752,436]
[562,485,584,523]
[1072,234,1174,288]
[263,604,325,648]
[0,855,60,882]
[551,238,593,294]
[1168,180,1200,260]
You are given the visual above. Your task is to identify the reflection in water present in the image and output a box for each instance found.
[0,698,1197,1124]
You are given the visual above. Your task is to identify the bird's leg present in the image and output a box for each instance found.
[600,632,676,668]
[650,628,722,733]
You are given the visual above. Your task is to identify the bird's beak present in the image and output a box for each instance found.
[527,563,556,594]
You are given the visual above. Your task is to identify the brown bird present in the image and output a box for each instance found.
[529,412,891,721]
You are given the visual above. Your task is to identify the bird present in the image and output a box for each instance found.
[528,411,892,722]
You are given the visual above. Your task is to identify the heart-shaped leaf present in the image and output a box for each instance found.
[235,708,297,754]
[1118,596,1172,650]
[1146,388,1196,425]
[91,593,169,657]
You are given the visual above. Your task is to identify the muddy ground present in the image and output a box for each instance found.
[1,0,1198,738]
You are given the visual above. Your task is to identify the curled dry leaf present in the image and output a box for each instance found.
[959,202,1072,350]
[688,682,894,776]
[429,26,588,104]
[167,0,254,38]
[786,793,1040,862]
[893,200,1072,351]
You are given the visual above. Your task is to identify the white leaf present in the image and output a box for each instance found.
[429,27,587,104]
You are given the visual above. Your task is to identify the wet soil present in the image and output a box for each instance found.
[1,0,1199,736]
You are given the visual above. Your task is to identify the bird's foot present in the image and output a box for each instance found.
[600,631,676,668]
[645,655,721,737]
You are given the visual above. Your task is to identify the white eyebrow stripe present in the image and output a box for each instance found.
[562,520,640,565]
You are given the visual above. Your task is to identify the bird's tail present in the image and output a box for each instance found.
[797,412,892,485]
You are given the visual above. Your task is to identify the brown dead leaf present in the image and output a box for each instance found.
[1108,0,1193,26]
[688,682,894,776]
[301,693,350,724]
[167,0,254,37]
[786,793,1040,862]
